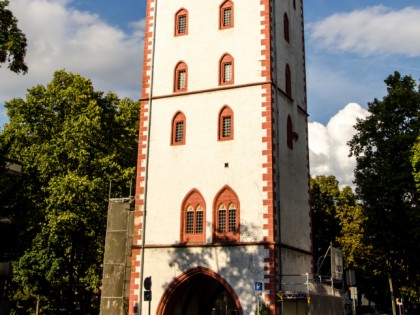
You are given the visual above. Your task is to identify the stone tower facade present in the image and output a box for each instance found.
[129,0,311,314]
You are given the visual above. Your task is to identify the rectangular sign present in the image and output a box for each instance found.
[331,247,343,281]
[254,282,263,292]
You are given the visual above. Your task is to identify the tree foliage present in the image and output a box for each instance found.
[310,176,367,270]
[348,71,420,303]
[412,135,420,197]
[310,175,341,258]
[0,70,139,313]
[0,0,28,74]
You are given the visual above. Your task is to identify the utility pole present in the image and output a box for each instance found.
[388,275,397,315]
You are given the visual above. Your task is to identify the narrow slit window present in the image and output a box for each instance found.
[228,205,236,232]
[220,1,234,29]
[174,62,188,92]
[284,13,290,42]
[175,121,184,143]
[171,111,186,145]
[186,206,194,234]
[175,9,188,36]
[285,64,292,97]
[219,54,234,86]
[218,208,227,233]
[195,206,204,233]
[218,106,234,141]
[177,70,186,90]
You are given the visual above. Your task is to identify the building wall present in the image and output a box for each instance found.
[130,0,311,314]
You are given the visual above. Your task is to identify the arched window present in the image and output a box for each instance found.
[285,64,292,97]
[219,54,234,86]
[287,115,293,149]
[175,8,188,36]
[218,106,234,141]
[283,13,290,42]
[180,189,206,243]
[174,61,188,92]
[171,111,186,145]
[219,0,234,29]
[213,186,240,242]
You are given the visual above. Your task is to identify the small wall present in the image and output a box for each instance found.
[100,199,134,315]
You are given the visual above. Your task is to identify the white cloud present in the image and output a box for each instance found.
[308,103,369,188]
[308,6,420,57]
[0,0,145,118]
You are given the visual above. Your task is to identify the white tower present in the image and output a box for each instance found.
[129,0,311,314]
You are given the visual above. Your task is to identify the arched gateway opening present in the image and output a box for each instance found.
[156,266,243,315]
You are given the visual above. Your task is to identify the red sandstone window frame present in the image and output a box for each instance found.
[175,8,188,36]
[284,13,290,43]
[219,53,234,86]
[218,105,234,141]
[287,115,293,150]
[219,0,234,29]
[285,64,292,97]
[180,189,206,243]
[171,111,186,145]
[213,186,240,242]
[174,61,188,92]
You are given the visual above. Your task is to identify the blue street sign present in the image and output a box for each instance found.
[255,282,263,291]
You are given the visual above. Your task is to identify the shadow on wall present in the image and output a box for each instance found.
[160,223,269,315]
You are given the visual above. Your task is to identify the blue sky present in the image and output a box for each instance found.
[1,0,419,186]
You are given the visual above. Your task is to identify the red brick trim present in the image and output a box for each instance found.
[156,266,244,315]
[129,0,155,312]
[260,0,276,309]
[180,189,206,243]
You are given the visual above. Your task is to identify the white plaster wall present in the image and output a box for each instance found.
[152,0,265,95]
[273,1,307,110]
[272,1,311,252]
[145,86,267,245]
[140,246,269,315]
[275,93,311,252]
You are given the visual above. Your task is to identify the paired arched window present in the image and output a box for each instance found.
[171,111,186,145]
[180,189,206,243]
[180,186,240,243]
[213,186,240,242]
[218,106,234,141]
[219,53,234,85]
[283,13,290,43]
[174,61,188,92]
[287,115,293,150]
[285,64,292,97]
[220,0,234,29]
[175,8,188,36]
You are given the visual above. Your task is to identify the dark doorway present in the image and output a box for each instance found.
[158,268,242,315]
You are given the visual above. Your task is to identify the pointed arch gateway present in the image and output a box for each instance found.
[156,266,243,315]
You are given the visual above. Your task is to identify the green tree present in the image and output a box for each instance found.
[412,135,420,197]
[0,70,139,313]
[310,175,341,262]
[348,71,420,304]
[0,0,28,74]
